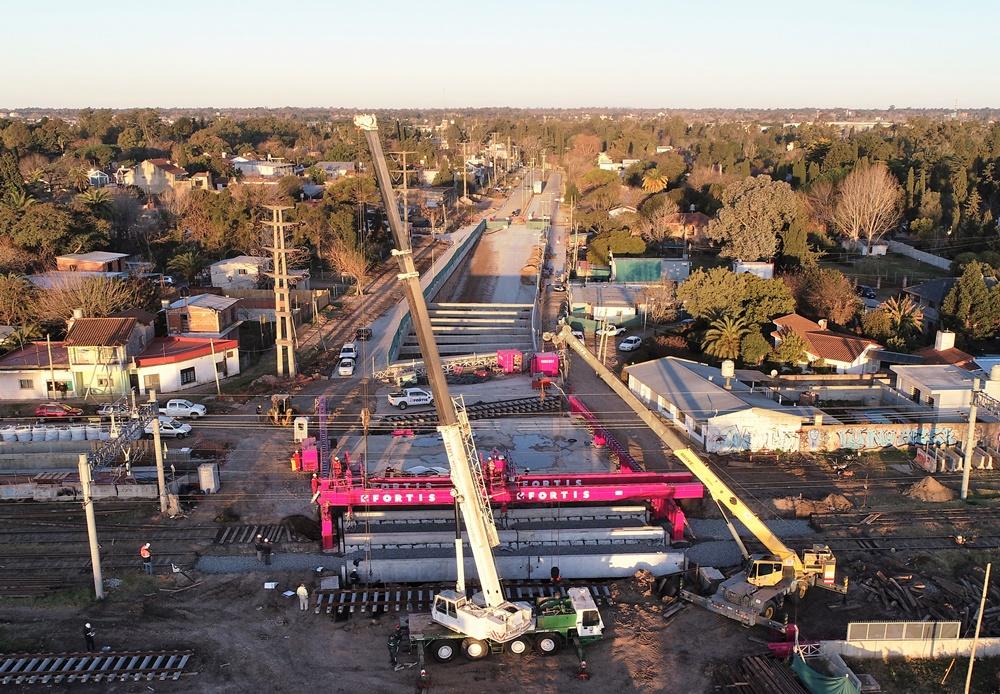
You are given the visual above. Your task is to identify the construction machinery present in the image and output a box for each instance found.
[547,325,847,632]
[356,114,604,663]
[268,394,295,426]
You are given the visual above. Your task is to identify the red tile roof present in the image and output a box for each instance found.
[135,337,238,367]
[147,158,189,177]
[64,318,138,347]
[772,313,880,364]
[913,345,976,370]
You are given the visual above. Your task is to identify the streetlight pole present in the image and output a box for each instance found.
[962,380,980,500]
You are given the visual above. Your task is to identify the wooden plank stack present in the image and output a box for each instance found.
[854,567,998,636]
[714,654,808,693]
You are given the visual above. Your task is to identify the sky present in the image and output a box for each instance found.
[2,0,998,110]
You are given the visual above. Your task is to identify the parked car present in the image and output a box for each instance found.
[159,399,206,419]
[571,330,585,341]
[618,336,643,352]
[337,358,356,377]
[596,324,627,336]
[855,284,877,299]
[144,415,192,439]
[551,283,566,292]
[512,208,521,217]
[34,402,83,419]
[97,403,130,418]
[355,327,373,341]
[339,342,358,360]
[387,387,433,410]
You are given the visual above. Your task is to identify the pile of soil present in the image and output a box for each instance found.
[905,476,956,502]
[773,493,854,518]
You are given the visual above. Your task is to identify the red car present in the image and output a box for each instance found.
[34,402,84,419]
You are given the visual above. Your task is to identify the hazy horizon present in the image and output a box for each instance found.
[3,0,997,110]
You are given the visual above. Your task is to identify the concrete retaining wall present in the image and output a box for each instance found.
[821,636,1000,659]
[888,240,953,271]
[388,220,486,362]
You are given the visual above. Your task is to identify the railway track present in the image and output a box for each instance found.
[0,649,194,686]
[379,394,563,426]
[315,580,615,617]
[810,506,1000,530]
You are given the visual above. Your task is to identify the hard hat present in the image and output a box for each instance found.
[144,543,151,548]
[420,669,427,675]
[85,623,91,628]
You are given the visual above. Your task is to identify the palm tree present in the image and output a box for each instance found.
[167,250,206,285]
[77,188,113,216]
[641,168,668,193]
[879,295,924,335]
[702,315,749,360]
[3,189,35,214]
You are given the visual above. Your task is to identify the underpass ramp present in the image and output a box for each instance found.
[398,302,534,359]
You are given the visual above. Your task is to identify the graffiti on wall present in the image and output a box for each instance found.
[834,427,957,450]
[711,425,799,453]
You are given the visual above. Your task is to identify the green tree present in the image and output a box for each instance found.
[941,261,1000,340]
[586,231,646,265]
[783,267,860,325]
[740,331,771,365]
[791,160,806,188]
[167,250,207,284]
[879,295,924,338]
[702,314,749,360]
[771,331,808,364]
[76,188,113,216]
[0,151,24,201]
[677,268,795,326]
[706,176,800,261]
[861,307,893,342]
[905,166,915,209]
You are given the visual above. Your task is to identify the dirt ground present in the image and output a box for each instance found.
[0,572,767,694]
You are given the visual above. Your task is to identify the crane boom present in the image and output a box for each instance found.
[548,326,802,572]
[355,114,507,608]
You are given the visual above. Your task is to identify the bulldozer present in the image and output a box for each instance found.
[268,394,295,426]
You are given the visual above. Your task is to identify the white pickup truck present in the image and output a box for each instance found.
[387,387,433,410]
[145,415,192,439]
[159,399,207,419]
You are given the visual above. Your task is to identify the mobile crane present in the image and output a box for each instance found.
[356,115,604,663]
[546,325,847,632]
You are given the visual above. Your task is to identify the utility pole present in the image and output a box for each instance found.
[462,141,469,199]
[78,453,105,600]
[962,379,980,500]
[209,339,222,396]
[264,205,297,377]
[964,562,992,694]
[46,334,56,399]
[389,150,416,231]
[149,390,167,514]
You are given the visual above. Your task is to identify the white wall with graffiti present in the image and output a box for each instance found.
[705,409,803,453]
[801,423,969,452]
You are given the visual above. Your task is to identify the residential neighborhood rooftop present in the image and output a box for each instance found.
[135,336,239,367]
[889,364,983,391]
[773,313,880,363]
[168,294,241,311]
[0,341,70,369]
[55,251,130,263]
[64,317,138,347]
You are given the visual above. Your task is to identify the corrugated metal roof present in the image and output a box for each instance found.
[169,294,241,311]
[64,317,137,347]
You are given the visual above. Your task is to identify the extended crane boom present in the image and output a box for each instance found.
[547,325,844,630]
[356,114,531,644]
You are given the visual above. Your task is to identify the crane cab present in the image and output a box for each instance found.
[745,555,788,588]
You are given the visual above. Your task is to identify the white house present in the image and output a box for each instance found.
[231,156,295,178]
[568,284,645,323]
[315,161,356,180]
[733,261,775,280]
[890,364,1000,412]
[625,357,823,453]
[772,314,881,374]
[0,342,75,399]
[210,256,271,290]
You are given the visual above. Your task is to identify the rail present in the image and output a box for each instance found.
[0,649,194,685]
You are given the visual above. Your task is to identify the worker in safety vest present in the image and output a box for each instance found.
[310,473,320,495]
[139,543,153,575]
[415,668,431,693]
[291,449,302,472]
[577,660,591,680]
